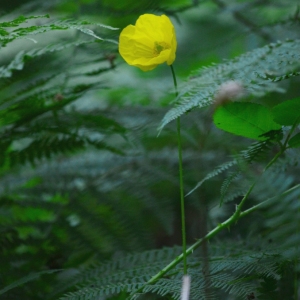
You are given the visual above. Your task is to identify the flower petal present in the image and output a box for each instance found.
[119,14,177,71]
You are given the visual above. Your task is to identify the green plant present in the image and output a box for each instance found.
[0,1,299,299]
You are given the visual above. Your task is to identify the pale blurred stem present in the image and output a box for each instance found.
[295,207,300,300]
[170,64,187,275]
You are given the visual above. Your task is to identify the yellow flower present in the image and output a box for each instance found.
[119,14,177,71]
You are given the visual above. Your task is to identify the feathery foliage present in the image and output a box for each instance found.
[0,0,299,300]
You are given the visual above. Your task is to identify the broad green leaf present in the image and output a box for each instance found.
[272,97,300,126]
[213,102,281,140]
[288,133,300,148]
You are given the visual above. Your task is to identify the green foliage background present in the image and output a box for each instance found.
[0,0,299,299]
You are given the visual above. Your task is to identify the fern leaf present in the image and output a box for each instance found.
[240,140,273,163]
[219,171,241,205]
[7,135,85,167]
[160,39,300,129]
[256,70,300,82]
[0,40,93,79]
[59,284,142,300]
[0,15,49,29]
[0,18,118,47]
[186,160,237,196]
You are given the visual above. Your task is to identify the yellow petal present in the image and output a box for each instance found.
[119,14,177,71]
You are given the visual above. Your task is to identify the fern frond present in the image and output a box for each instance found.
[0,14,49,28]
[0,17,118,47]
[219,171,241,205]
[7,135,85,167]
[240,140,274,163]
[3,133,125,167]
[49,247,182,299]
[221,187,246,204]
[54,242,292,300]
[186,160,237,196]
[59,284,141,300]
[187,139,274,197]
[263,184,300,254]
[218,138,283,202]
[256,70,300,82]
[160,39,300,129]
[0,40,93,79]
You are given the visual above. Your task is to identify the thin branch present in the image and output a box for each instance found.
[129,183,300,298]
[212,0,273,42]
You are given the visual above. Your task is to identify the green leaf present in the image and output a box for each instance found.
[159,39,300,130]
[213,102,281,140]
[288,133,300,148]
[271,97,300,126]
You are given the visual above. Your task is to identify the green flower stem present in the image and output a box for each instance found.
[170,64,187,275]
[170,65,178,97]
[177,116,187,275]
[130,183,300,297]
[295,207,300,300]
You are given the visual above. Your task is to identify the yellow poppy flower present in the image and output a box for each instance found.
[119,14,177,71]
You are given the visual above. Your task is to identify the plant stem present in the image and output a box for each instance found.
[129,139,297,297]
[294,205,300,300]
[170,65,178,98]
[131,70,299,300]
[177,116,187,275]
[129,183,300,297]
[239,183,300,218]
[170,65,187,275]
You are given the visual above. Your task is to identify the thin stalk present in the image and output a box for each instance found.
[129,183,300,297]
[129,136,297,298]
[170,65,178,98]
[294,204,300,300]
[170,64,187,275]
[177,116,187,275]
[239,184,300,218]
